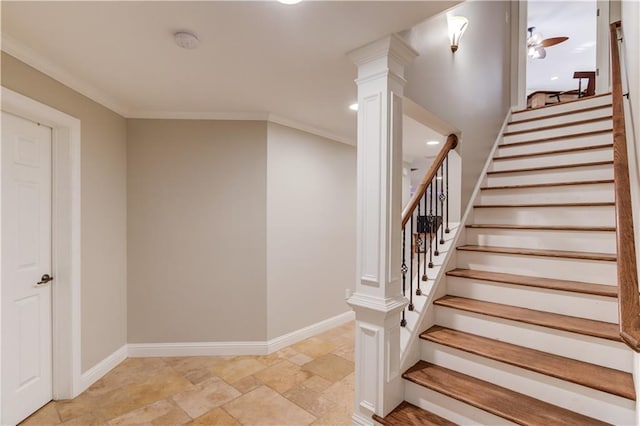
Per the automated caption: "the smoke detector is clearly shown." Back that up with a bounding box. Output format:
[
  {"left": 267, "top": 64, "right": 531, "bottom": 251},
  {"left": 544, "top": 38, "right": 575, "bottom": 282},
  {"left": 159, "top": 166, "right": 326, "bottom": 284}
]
[{"left": 174, "top": 32, "right": 199, "bottom": 49}]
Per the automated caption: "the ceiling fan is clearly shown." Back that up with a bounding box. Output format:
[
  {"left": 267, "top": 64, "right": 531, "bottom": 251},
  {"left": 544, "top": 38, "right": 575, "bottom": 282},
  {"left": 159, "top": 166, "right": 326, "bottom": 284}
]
[{"left": 527, "top": 26, "right": 569, "bottom": 59}]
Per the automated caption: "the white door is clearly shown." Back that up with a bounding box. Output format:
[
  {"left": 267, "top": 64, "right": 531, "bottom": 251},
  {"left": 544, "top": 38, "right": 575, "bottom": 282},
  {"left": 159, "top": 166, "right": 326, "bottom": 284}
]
[{"left": 1, "top": 112, "right": 53, "bottom": 425}]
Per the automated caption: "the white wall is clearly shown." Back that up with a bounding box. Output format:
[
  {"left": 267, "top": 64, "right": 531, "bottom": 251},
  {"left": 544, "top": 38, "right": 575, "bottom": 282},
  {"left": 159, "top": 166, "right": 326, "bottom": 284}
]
[
  {"left": 403, "top": 1, "right": 512, "bottom": 212},
  {"left": 266, "top": 123, "right": 356, "bottom": 339},
  {"left": 620, "top": 1, "right": 639, "bottom": 169},
  {"left": 620, "top": 0, "right": 640, "bottom": 279}
]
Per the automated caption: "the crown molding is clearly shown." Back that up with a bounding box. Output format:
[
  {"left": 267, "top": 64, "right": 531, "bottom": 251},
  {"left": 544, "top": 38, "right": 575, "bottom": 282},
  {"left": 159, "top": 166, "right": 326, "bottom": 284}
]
[
  {"left": 347, "top": 33, "right": 418, "bottom": 68},
  {"left": 2, "top": 33, "right": 132, "bottom": 117},
  {"left": 2, "top": 33, "right": 355, "bottom": 146},
  {"left": 268, "top": 113, "right": 355, "bottom": 146},
  {"left": 126, "top": 111, "right": 354, "bottom": 145},
  {"left": 127, "top": 111, "right": 270, "bottom": 121}
]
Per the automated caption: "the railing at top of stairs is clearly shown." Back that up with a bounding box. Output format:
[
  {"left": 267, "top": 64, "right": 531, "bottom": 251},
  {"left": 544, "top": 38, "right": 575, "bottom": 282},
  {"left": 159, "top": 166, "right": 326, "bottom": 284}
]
[
  {"left": 610, "top": 20, "right": 640, "bottom": 351},
  {"left": 399, "top": 134, "right": 458, "bottom": 327}
]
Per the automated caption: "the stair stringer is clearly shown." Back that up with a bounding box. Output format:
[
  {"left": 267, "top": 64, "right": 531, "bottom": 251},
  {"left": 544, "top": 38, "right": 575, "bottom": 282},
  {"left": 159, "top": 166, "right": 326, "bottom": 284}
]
[{"left": 399, "top": 112, "right": 511, "bottom": 374}]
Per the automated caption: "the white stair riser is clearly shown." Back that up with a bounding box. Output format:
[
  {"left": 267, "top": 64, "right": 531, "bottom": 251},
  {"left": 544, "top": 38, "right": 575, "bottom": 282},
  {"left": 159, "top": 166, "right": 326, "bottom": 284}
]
[
  {"left": 506, "top": 106, "right": 613, "bottom": 133},
  {"left": 420, "top": 343, "right": 635, "bottom": 425},
  {"left": 447, "top": 277, "right": 618, "bottom": 322},
  {"left": 485, "top": 164, "right": 613, "bottom": 186},
  {"left": 477, "top": 183, "right": 614, "bottom": 205},
  {"left": 404, "top": 381, "right": 516, "bottom": 426},
  {"left": 434, "top": 307, "right": 632, "bottom": 372},
  {"left": 471, "top": 205, "right": 616, "bottom": 227},
  {"left": 511, "top": 96, "right": 612, "bottom": 121},
  {"left": 491, "top": 148, "right": 613, "bottom": 171},
  {"left": 497, "top": 132, "right": 611, "bottom": 156},
  {"left": 503, "top": 120, "right": 612, "bottom": 144},
  {"left": 456, "top": 250, "right": 616, "bottom": 284},
  {"left": 465, "top": 228, "right": 617, "bottom": 254}
]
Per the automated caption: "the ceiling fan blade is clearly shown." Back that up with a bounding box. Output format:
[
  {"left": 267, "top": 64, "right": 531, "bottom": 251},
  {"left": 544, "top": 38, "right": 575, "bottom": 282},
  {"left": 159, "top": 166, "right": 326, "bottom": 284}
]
[{"left": 540, "top": 36, "right": 569, "bottom": 48}]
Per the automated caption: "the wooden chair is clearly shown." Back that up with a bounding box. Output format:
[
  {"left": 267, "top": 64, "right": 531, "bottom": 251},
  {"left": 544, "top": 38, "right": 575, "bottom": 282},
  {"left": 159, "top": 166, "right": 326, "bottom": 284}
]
[
  {"left": 573, "top": 71, "right": 596, "bottom": 97},
  {"left": 554, "top": 71, "right": 596, "bottom": 103}
]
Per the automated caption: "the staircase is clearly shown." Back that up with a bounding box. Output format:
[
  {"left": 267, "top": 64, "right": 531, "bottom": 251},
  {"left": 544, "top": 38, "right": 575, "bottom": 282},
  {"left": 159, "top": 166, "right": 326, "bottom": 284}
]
[{"left": 375, "top": 94, "right": 638, "bottom": 425}]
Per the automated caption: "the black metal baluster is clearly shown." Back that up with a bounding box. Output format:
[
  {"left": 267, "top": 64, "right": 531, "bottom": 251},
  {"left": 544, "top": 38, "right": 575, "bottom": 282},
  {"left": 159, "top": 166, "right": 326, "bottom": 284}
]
[
  {"left": 409, "top": 215, "right": 414, "bottom": 311},
  {"left": 434, "top": 169, "right": 440, "bottom": 257},
  {"left": 416, "top": 200, "right": 422, "bottom": 296},
  {"left": 428, "top": 182, "right": 434, "bottom": 268},
  {"left": 439, "top": 163, "right": 446, "bottom": 245},
  {"left": 401, "top": 227, "right": 407, "bottom": 327},
  {"left": 420, "top": 188, "right": 428, "bottom": 288},
  {"left": 445, "top": 154, "right": 451, "bottom": 234}
]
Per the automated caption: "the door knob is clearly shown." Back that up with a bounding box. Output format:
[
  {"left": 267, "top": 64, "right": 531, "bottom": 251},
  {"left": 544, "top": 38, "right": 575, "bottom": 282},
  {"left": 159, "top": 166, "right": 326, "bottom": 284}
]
[{"left": 35, "top": 274, "right": 53, "bottom": 287}]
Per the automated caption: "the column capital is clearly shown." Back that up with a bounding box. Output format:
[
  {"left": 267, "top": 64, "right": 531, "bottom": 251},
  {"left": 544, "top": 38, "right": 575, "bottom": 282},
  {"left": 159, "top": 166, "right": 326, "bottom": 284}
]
[{"left": 348, "top": 34, "right": 418, "bottom": 80}]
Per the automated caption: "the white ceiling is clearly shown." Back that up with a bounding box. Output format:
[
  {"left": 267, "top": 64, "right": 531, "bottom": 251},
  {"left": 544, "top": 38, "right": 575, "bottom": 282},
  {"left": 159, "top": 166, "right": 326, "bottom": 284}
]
[
  {"left": 402, "top": 116, "right": 446, "bottom": 162},
  {"left": 1, "top": 1, "right": 460, "bottom": 143},
  {"left": 526, "top": 0, "right": 597, "bottom": 94}
]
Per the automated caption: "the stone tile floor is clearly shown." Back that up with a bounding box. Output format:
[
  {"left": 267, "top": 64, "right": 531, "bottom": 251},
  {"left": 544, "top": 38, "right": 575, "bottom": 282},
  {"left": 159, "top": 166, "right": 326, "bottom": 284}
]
[{"left": 21, "top": 322, "right": 355, "bottom": 426}]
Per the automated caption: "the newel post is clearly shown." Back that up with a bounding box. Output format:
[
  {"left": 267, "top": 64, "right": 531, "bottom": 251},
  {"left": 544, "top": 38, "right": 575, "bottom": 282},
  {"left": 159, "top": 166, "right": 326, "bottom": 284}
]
[{"left": 347, "top": 34, "right": 418, "bottom": 425}]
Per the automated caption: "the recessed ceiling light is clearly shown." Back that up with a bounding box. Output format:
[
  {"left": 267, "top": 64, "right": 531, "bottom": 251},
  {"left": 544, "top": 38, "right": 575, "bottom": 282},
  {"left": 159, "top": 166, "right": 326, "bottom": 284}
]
[
  {"left": 550, "top": 76, "right": 559, "bottom": 81},
  {"left": 349, "top": 103, "right": 358, "bottom": 111},
  {"left": 278, "top": 0, "right": 302, "bottom": 4},
  {"left": 426, "top": 140, "right": 440, "bottom": 145},
  {"left": 174, "top": 32, "right": 199, "bottom": 49}
]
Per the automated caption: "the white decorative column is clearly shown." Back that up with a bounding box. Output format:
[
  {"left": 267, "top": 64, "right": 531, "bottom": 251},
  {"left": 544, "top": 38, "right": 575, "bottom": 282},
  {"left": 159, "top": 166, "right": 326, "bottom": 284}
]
[{"left": 346, "top": 34, "right": 418, "bottom": 425}]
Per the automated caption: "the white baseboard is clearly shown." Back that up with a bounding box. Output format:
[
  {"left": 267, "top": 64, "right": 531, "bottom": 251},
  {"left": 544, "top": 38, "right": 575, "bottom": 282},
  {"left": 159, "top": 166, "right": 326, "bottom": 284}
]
[
  {"left": 128, "top": 341, "right": 268, "bottom": 357},
  {"left": 128, "top": 310, "right": 355, "bottom": 358},
  {"left": 267, "top": 310, "right": 355, "bottom": 353},
  {"left": 78, "top": 344, "right": 128, "bottom": 394},
  {"left": 352, "top": 412, "right": 375, "bottom": 426},
  {"left": 69, "top": 312, "right": 355, "bottom": 397}
]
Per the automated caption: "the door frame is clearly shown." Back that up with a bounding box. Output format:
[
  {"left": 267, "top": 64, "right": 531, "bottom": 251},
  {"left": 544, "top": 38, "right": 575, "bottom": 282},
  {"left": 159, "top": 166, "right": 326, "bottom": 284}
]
[
  {"left": 596, "top": 0, "right": 611, "bottom": 94},
  {"left": 1, "top": 87, "right": 82, "bottom": 410},
  {"left": 513, "top": 0, "right": 610, "bottom": 108},
  {"left": 512, "top": 0, "right": 528, "bottom": 110}
]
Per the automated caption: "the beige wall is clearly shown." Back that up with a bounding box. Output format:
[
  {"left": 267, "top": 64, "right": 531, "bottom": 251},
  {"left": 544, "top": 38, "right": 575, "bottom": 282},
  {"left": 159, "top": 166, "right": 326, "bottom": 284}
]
[
  {"left": 1, "top": 54, "right": 358, "bottom": 351},
  {"left": 266, "top": 123, "right": 356, "bottom": 339},
  {"left": 1, "top": 53, "right": 128, "bottom": 372},
  {"left": 126, "top": 119, "right": 268, "bottom": 342},
  {"left": 404, "top": 1, "right": 512, "bottom": 211}
]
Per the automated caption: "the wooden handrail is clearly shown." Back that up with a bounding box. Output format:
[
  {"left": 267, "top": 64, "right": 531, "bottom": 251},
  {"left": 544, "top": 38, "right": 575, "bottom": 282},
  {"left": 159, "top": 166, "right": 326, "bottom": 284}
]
[
  {"left": 401, "top": 134, "right": 458, "bottom": 227},
  {"left": 610, "top": 21, "right": 640, "bottom": 351}
]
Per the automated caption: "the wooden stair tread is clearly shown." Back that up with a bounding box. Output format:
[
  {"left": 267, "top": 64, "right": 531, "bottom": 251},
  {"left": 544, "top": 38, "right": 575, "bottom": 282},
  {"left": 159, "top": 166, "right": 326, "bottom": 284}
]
[
  {"left": 457, "top": 245, "right": 616, "bottom": 262},
  {"left": 446, "top": 268, "right": 617, "bottom": 297},
  {"left": 481, "top": 179, "right": 614, "bottom": 190},
  {"left": 494, "top": 143, "right": 612, "bottom": 160},
  {"left": 404, "top": 361, "right": 609, "bottom": 426},
  {"left": 486, "top": 161, "right": 613, "bottom": 175},
  {"left": 466, "top": 224, "right": 615, "bottom": 232},
  {"left": 511, "top": 93, "right": 612, "bottom": 114},
  {"left": 421, "top": 326, "right": 635, "bottom": 400},
  {"left": 372, "top": 401, "right": 456, "bottom": 426},
  {"left": 433, "top": 296, "right": 620, "bottom": 341},
  {"left": 509, "top": 104, "right": 612, "bottom": 125},
  {"left": 503, "top": 116, "right": 612, "bottom": 137},
  {"left": 474, "top": 202, "right": 615, "bottom": 208},
  {"left": 498, "top": 130, "right": 612, "bottom": 149}
]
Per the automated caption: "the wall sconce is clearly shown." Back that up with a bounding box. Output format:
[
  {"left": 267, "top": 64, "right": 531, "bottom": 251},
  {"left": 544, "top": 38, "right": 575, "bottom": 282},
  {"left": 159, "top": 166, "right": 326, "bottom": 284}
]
[{"left": 447, "top": 15, "right": 469, "bottom": 52}]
